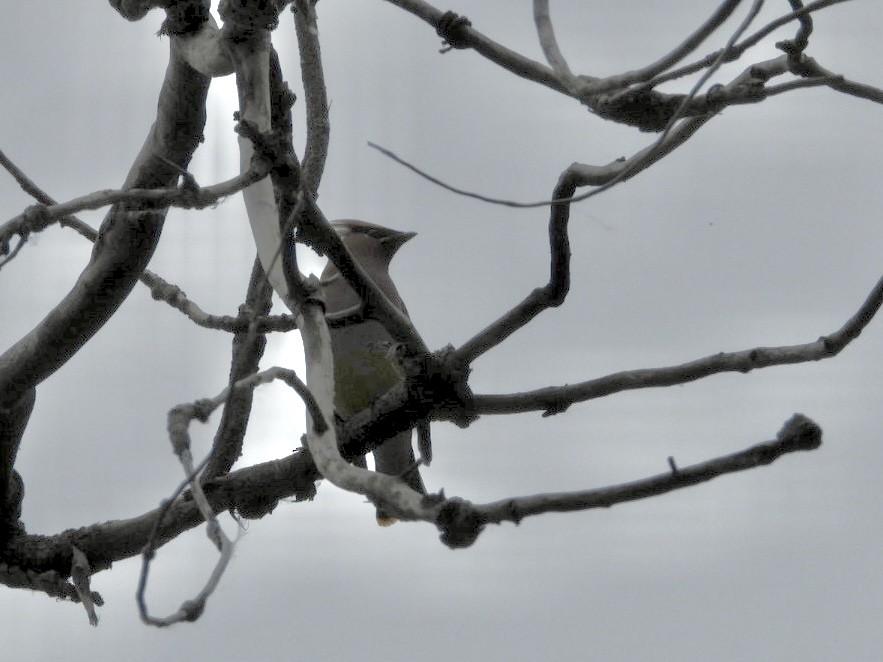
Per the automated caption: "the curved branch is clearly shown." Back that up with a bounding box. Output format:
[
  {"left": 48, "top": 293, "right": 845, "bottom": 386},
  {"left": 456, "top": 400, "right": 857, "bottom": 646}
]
[
  {"left": 0, "top": 389, "right": 34, "bottom": 537},
  {"left": 203, "top": 256, "right": 275, "bottom": 480},
  {"left": 453, "top": 171, "right": 575, "bottom": 365},
  {"left": 0, "top": 40, "right": 210, "bottom": 406},
  {"left": 293, "top": 0, "right": 330, "bottom": 197},
  {"left": 0, "top": 147, "right": 300, "bottom": 337},
  {"left": 298, "top": 298, "right": 435, "bottom": 523},
  {"left": 648, "top": 0, "right": 852, "bottom": 87},
  {"left": 590, "top": 0, "right": 746, "bottom": 92},
  {"left": 1, "top": 166, "right": 266, "bottom": 247},
  {"left": 532, "top": 0, "right": 578, "bottom": 91},
  {"left": 474, "top": 271, "right": 883, "bottom": 416}
]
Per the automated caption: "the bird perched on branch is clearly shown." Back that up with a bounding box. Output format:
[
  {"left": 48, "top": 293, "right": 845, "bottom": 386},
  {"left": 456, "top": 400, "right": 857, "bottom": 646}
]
[{"left": 320, "top": 220, "right": 426, "bottom": 525}]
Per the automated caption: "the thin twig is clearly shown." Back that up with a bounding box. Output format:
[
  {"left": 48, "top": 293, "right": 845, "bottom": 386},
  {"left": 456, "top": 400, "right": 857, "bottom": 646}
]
[
  {"left": 369, "top": 51, "right": 789, "bottom": 211},
  {"left": 586, "top": 0, "right": 746, "bottom": 93},
  {"left": 647, "top": 0, "right": 851, "bottom": 87}
]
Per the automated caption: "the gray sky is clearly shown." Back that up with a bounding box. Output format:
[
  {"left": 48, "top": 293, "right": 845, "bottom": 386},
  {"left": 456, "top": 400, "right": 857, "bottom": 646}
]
[{"left": 2, "top": 2, "right": 883, "bottom": 660}]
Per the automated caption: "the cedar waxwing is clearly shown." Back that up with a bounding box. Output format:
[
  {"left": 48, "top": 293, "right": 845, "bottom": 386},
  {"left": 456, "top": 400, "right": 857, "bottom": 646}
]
[{"left": 320, "top": 220, "right": 425, "bottom": 525}]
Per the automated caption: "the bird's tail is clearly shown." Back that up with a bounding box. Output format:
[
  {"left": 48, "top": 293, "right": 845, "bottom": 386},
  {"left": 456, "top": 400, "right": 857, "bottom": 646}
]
[{"left": 373, "top": 430, "right": 425, "bottom": 526}]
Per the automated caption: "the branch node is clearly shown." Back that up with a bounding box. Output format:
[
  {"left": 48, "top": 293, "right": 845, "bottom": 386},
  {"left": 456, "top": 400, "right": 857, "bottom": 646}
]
[
  {"left": 508, "top": 500, "right": 523, "bottom": 525},
  {"left": 436, "top": 497, "right": 484, "bottom": 549},
  {"left": 592, "top": 87, "right": 683, "bottom": 133},
  {"left": 219, "top": 0, "right": 284, "bottom": 34},
  {"left": 158, "top": 0, "right": 211, "bottom": 36},
  {"left": 818, "top": 335, "right": 835, "bottom": 353},
  {"left": 410, "top": 346, "right": 476, "bottom": 428},
  {"left": 776, "top": 413, "right": 822, "bottom": 452},
  {"left": 436, "top": 11, "right": 472, "bottom": 52}
]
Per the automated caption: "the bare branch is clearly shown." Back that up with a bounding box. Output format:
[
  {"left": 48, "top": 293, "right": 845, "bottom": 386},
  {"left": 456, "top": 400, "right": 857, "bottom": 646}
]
[
  {"left": 0, "top": 560, "right": 103, "bottom": 606},
  {"left": 453, "top": 172, "right": 575, "bottom": 365},
  {"left": 476, "top": 414, "right": 821, "bottom": 524},
  {"left": 173, "top": 12, "right": 235, "bottom": 76},
  {"left": 371, "top": 55, "right": 789, "bottom": 210},
  {"left": 140, "top": 442, "right": 237, "bottom": 627},
  {"left": 588, "top": 0, "right": 746, "bottom": 92},
  {"left": 0, "top": 169, "right": 297, "bottom": 335},
  {"left": 229, "top": 28, "right": 300, "bottom": 305},
  {"left": 140, "top": 267, "right": 299, "bottom": 333},
  {"left": 203, "top": 256, "right": 275, "bottom": 480},
  {"left": 474, "top": 272, "right": 883, "bottom": 416},
  {"left": 532, "top": 0, "right": 578, "bottom": 91},
  {"left": 298, "top": 295, "right": 436, "bottom": 523},
  {"left": 592, "top": 0, "right": 764, "bottom": 131},
  {"left": 799, "top": 56, "right": 883, "bottom": 105},
  {"left": 293, "top": 0, "right": 330, "bottom": 197},
  {"left": 775, "top": 0, "right": 814, "bottom": 65},
  {"left": 384, "top": 0, "right": 574, "bottom": 94},
  {"left": 136, "top": 452, "right": 231, "bottom": 627},
  {"left": 0, "top": 389, "right": 34, "bottom": 537},
  {"left": 70, "top": 545, "right": 99, "bottom": 626},
  {"left": 649, "top": 0, "right": 852, "bottom": 88},
  {"left": 0, "top": 38, "right": 210, "bottom": 408},
  {"left": 0, "top": 166, "right": 265, "bottom": 248},
  {"left": 0, "top": 447, "right": 319, "bottom": 579},
  {"left": 765, "top": 73, "right": 843, "bottom": 96},
  {"left": 167, "top": 367, "right": 324, "bottom": 450},
  {"left": 738, "top": 0, "right": 847, "bottom": 54}
]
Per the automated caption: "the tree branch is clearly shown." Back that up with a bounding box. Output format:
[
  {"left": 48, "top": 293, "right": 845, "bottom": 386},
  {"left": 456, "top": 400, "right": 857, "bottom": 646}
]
[
  {"left": 453, "top": 171, "right": 574, "bottom": 365},
  {"left": 293, "top": 0, "right": 330, "bottom": 197},
  {"left": 532, "top": 0, "right": 579, "bottom": 92},
  {"left": 0, "top": 40, "right": 210, "bottom": 407},
  {"left": 474, "top": 271, "right": 883, "bottom": 416},
  {"left": 383, "top": 0, "right": 573, "bottom": 94},
  {"left": 203, "top": 256, "right": 275, "bottom": 480},
  {"left": 0, "top": 389, "right": 33, "bottom": 539},
  {"left": 298, "top": 296, "right": 437, "bottom": 523},
  {"left": 476, "top": 414, "right": 821, "bottom": 524},
  {"left": 584, "top": 0, "right": 746, "bottom": 93}
]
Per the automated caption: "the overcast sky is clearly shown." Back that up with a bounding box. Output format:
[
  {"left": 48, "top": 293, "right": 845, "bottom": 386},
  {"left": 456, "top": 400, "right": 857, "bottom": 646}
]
[{"left": 2, "top": 2, "right": 883, "bottom": 660}]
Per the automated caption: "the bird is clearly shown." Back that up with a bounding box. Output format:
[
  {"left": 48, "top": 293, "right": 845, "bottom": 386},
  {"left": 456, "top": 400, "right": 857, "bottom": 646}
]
[{"left": 319, "top": 219, "right": 426, "bottom": 525}]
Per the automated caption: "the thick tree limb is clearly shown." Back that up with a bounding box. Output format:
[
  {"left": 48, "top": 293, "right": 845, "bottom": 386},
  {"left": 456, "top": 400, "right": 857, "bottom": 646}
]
[
  {"left": 0, "top": 389, "right": 34, "bottom": 538},
  {"left": 0, "top": 411, "right": 822, "bottom": 575},
  {"left": 0, "top": 45, "right": 210, "bottom": 408}
]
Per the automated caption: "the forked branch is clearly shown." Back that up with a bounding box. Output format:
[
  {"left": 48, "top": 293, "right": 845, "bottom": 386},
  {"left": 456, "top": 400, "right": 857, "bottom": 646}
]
[{"left": 474, "top": 271, "right": 883, "bottom": 416}]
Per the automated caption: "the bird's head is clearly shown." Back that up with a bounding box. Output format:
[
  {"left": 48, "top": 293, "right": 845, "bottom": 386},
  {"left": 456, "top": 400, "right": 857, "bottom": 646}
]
[{"left": 331, "top": 220, "right": 417, "bottom": 263}]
